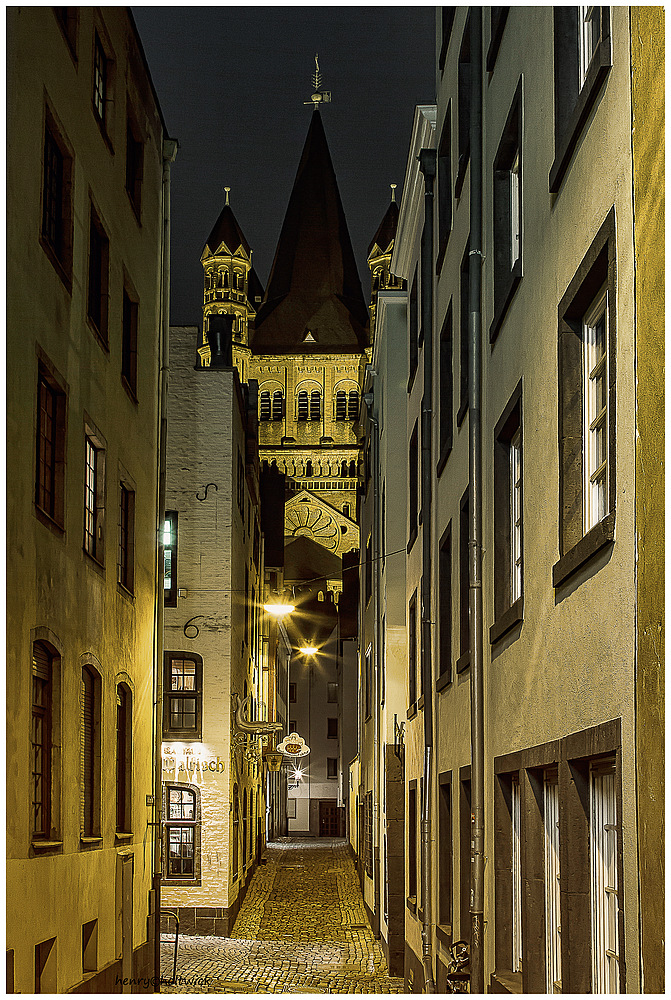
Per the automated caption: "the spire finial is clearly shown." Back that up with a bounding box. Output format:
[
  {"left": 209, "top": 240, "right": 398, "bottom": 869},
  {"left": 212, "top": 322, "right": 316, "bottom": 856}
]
[
  {"left": 304, "top": 54, "right": 331, "bottom": 108},
  {"left": 390, "top": 183, "right": 397, "bottom": 203},
  {"left": 224, "top": 186, "right": 230, "bottom": 206}
]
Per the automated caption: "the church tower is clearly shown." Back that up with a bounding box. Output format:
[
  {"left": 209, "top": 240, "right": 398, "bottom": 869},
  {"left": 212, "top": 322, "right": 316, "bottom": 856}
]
[{"left": 367, "top": 184, "right": 405, "bottom": 333}]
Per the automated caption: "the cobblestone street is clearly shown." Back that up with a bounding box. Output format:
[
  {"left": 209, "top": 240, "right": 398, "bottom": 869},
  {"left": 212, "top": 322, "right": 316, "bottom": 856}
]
[{"left": 160, "top": 839, "right": 404, "bottom": 994}]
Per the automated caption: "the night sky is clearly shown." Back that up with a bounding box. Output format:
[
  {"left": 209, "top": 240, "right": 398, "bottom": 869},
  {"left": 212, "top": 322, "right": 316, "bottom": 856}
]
[{"left": 131, "top": 7, "right": 436, "bottom": 325}]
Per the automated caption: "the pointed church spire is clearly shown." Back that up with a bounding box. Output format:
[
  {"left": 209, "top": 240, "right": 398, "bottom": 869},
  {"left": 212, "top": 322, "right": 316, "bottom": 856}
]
[{"left": 252, "top": 112, "right": 369, "bottom": 351}]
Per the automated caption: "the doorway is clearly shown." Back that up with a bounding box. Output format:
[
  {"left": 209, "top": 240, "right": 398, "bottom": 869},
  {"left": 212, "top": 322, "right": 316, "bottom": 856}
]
[{"left": 319, "top": 799, "right": 339, "bottom": 837}]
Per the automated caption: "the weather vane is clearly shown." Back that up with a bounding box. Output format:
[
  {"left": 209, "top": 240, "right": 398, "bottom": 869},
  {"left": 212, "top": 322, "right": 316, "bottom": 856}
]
[{"left": 304, "top": 54, "right": 331, "bottom": 108}]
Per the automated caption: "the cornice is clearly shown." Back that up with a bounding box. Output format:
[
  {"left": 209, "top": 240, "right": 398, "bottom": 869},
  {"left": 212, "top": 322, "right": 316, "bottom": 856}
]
[{"left": 392, "top": 105, "right": 437, "bottom": 280}]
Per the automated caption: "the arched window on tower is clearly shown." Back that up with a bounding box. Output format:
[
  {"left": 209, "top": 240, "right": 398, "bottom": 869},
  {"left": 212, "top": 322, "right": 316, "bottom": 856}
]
[
  {"left": 335, "top": 391, "right": 347, "bottom": 421},
  {"left": 349, "top": 459, "right": 357, "bottom": 478},
  {"left": 305, "top": 460, "right": 313, "bottom": 478},
  {"left": 341, "top": 460, "right": 348, "bottom": 478},
  {"left": 272, "top": 391, "right": 284, "bottom": 421},
  {"left": 343, "top": 503, "right": 351, "bottom": 518},
  {"left": 259, "top": 391, "right": 271, "bottom": 421},
  {"left": 297, "top": 390, "right": 309, "bottom": 421},
  {"left": 223, "top": 269, "right": 229, "bottom": 289},
  {"left": 310, "top": 390, "right": 321, "bottom": 421},
  {"left": 348, "top": 389, "right": 360, "bottom": 421},
  {"left": 216, "top": 270, "right": 223, "bottom": 288}
]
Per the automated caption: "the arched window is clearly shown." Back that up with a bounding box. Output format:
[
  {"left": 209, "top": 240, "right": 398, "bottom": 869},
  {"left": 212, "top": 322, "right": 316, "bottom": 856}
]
[
  {"left": 259, "top": 391, "right": 271, "bottom": 421},
  {"left": 335, "top": 391, "right": 347, "bottom": 421},
  {"left": 348, "top": 389, "right": 360, "bottom": 421},
  {"left": 81, "top": 666, "right": 101, "bottom": 837},
  {"left": 343, "top": 503, "right": 351, "bottom": 518},
  {"left": 310, "top": 390, "right": 321, "bottom": 421},
  {"left": 341, "top": 460, "right": 348, "bottom": 478},
  {"left": 204, "top": 273, "right": 211, "bottom": 290},
  {"left": 242, "top": 789, "right": 248, "bottom": 867},
  {"left": 349, "top": 459, "right": 357, "bottom": 478},
  {"left": 297, "top": 390, "right": 309, "bottom": 421},
  {"left": 272, "top": 391, "right": 284, "bottom": 421},
  {"left": 305, "top": 460, "right": 313, "bottom": 478},
  {"left": 164, "top": 783, "right": 200, "bottom": 882},
  {"left": 223, "top": 269, "right": 229, "bottom": 289},
  {"left": 116, "top": 683, "right": 132, "bottom": 834}
]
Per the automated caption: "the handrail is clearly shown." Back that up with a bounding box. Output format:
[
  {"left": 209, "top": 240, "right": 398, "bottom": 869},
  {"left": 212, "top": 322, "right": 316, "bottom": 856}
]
[{"left": 160, "top": 908, "right": 179, "bottom": 983}]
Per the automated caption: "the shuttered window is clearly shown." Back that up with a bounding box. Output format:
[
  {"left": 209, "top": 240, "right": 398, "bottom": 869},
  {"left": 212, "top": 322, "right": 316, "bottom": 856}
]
[
  {"left": 590, "top": 760, "right": 619, "bottom": 993},
  {"left": 297, "top": 390, "right": 309, "bottom": 421},
  {"left": 259, "top": 391, "right": 271, "bottom": 421},
  {"left": 335, "top": 390, "right": 347, "bottom": 421},
  {"left": 347, "top": 389, "right": 359, "bottom": 421},
  {"left": 31, "top": 643, "right": 52, "bottom": 838},
  {"left": 310, "top": 390, "right": 321, "bottom": 421},
  {"left": 272, "top": 390, "right": 283, "bottom": 421},
  {"left": 81, "top": 667, "right": 95, "bottom": 836}
]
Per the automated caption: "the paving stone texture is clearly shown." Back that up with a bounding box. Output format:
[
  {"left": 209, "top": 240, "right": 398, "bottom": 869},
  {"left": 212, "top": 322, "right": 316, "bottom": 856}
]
[{"left": 160, "top": 838, "right": 404, "bottom": 994}]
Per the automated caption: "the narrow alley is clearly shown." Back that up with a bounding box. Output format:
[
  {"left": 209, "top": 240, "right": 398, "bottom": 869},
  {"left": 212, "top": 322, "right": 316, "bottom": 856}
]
[{"left": 160, "top": 839, "right": 404, "bottom": 994}]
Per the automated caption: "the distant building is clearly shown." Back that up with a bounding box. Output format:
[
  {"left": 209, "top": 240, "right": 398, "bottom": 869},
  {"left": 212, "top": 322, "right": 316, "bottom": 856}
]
[
  {"left": 358, "top": 7, "right": 664, "bottom": 995},
  {"left": 6, "top": 7, "right": 171, "bottom": 992}
]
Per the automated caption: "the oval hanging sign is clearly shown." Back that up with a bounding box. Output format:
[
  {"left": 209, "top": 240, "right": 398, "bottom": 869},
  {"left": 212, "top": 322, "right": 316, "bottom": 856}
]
[{"left": 277, "top": 732, "right": 311, "bottom": 758}]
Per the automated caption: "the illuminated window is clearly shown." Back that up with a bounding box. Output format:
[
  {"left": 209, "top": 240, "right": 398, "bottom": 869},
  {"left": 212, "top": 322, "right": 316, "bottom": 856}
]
[
  {"left": 163, "top": 783, "right": 200, "bottom": 882},
  {"left": 163, "top": 511, "right": 178, "bottom": 607},
  {"left": 84, "top": 434, "right": 105, "bottom": 563}
]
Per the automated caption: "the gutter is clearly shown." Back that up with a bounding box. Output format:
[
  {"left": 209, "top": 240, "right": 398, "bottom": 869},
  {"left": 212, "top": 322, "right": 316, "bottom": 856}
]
[
  {"left": 153, "top": 136, "right": 178, "bottom": 991},
  {"left": 468, "top": 8, "right": 485, "bottom": 994},
  {"left": 418, "top": 145, "right": 437, "bottom": 994}
]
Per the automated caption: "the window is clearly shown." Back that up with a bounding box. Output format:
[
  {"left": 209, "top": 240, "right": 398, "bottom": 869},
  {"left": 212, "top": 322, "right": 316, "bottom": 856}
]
[
  {"left": 409, "top": 269, "right": 418, "bottom": 386},
  {"left": 92, "top": 32, "right": 109, "bottom": 131},
  {"left": 456, "top": 16, "right": 471, "bottom": 197},
  {"left": 83, "top": 433, "right": 105, "bottom": 563},
  {"left": 116, "top": 684, "right": 132, "bottom": 833},
  {"left": 458, "top": 240, "right": 470, "bottom": 424},
  {"left": 163, "top": 652, "right": 203, "bottom": 740},
  {"left": 32, "top": 642, "right": 53, "bottom": 838},
  {"left": 544, "top": 770, "right": 561, "bottom": 993},
  {"left": 437, "top": 106, "right": 452, "bottom": 269},
  {"left": 327, "top": 682, "right": 338, "bottom": 703},
  {"left": 35, "top": 937, "right": 57, "bottom": 993},
  {"left": 335, "top": 391, "right": 347, "bottom": 421},
  {"left": 408, "top": 421, "right": 418, "bottom": 549},
  {"left": 590, "top": 759, "right": 620, "bottom": 993},
  {"left": 438, "top": 524, "right": 452, "bottom": 685},
  {"left": 550, "top": 8, "right": 611, "bottom": 192},
  {"left": 164, "top": 783, "right": 200, "bottom": 882},
  {"left": 554, "top": 209, "right": 615, "bottom": 588},
  {"left": 117, "top": 483, "right": 135, "bottom": 592},
  {"left": 35, "top": 366, "right": 66, "bottom": 528},
  {"left": 408, "top": 782, "right": 417, "bottom": 902},
  {"left": 491, "top": 383, "right": 523, "bottom": 644},
  {"left": 365, "top": 534, "right": 373, "bottom": 606},
  {"left": 310, "top": 389, "right": 321, "bottom": 421},
  {"left": 512, "top": 776, "right": 522, "bottom": 973},
  {"left": 242, "top": 789, "right": 248, "bottom": 867},
  {"left": 459, "top": 773, "right": 471, "bottom": 941},
  {"left": 121, "top": 287, "right": 138, "bottom": 398},
  {"left": 438, "top": 774, "right": 452, "bottom": 927},
  {"left": 364, "top": 645, "right": 372, "bottom": 720},
  {"left": 408, "top": 590, "right": 417, "bottom": 707},
  {"left": 163, "top": 511, "right": 178, "bottom": 607},
  {"left": 41, "top": 112, "right": 73, "bottom": 282},
  {"left": 439, "top": 7, "right": 456, "bottom": 71},
  {"left": 458, "top": 489, "right": 469, "bottom": 671},
  {"left": 272, "top": 390, "right": 283, "bottom": 421},
  {"left": 259, "top": 391, "right": 271, "bottom": 421},
  {"left": 305, "top": 460, "right": 313, "bottom": 477},
  {"left": 348, "top": 389, "right": 359, "bottom": 421},
  {"left": 125, "top": 112, "right": 143, "bottom": 217},
  {"left": 438, "top": 304, "right": 453, "bottom": 472},
  {"left": 327, "top": 758, "right": 338, "bottom": 779},
  {"left": 491, "top": 79, "right": 523, "bottom": 342},
  {"left": 289, "top": 682, "right": 297, "bottom": 703},
  {"left": 87, "top": 204, "right": 109, "bottom": 345},
  {"left": 487, "top": 7, "right": 509, "bottom": 71},
  {"left": 297, "top": 390, "right": 309, "bottom": 421},
  {"left": 289, "top": 720, "right": 297, "bottom": 733},
  {"left": 80, "top": 666, "right": 101, "bottom": 837},
  {"left": 237, "top": 449, "right": 245, "bottom": 514},
  {"left": 349, "top": 459, "right": 357, "bottom": 479},
  {"left": 82, "top": 919, "right": 97, "bottom": 974},
  {"left": 55, "top": 8, "right": 78, "bottom": 59},
  {"left": 365, "top": 790, "right": 373, "bottom": 877},
  {"left": 327, "top": 717, "right": 338, "bottom": 739}
]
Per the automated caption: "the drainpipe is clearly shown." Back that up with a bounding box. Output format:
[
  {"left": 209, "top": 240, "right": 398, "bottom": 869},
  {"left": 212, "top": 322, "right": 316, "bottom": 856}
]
[
  {"left": 153, "top": 136, "right": 177, "bottom": 991},
  {"left": 468, "top": 8, "right": 485, "bottom": 995},
  {"left": 418, "top": 146, "right": 436, "bottom": 995}
]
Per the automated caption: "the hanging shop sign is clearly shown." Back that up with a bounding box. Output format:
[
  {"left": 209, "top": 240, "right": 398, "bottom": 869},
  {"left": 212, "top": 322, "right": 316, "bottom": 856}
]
[{"left": 277, "top": 733, "right": 310, "bottom": 758}]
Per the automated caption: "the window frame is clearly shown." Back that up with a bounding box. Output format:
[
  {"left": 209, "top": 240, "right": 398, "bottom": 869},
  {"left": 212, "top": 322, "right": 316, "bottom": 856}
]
[
  {"left": 117, "top": 480, "right": 135, "bottom": 594},
  {"left": 438, "top": 7, "right": 456, "bottom": 72},
  {"left": 83, "top": 427, "right": 106, "bottom": 565},
  {"left": 437, "top": 523, "right": 452, "bottom": 689},
  {"left": 408, "top": 268, "right": 419, "bottom": 390},
  {"left": 437, "top": 303, "right": 454, "bottom": 475},
  {"left": 162, "top": 652, "right": 203, "bottom": 741},
  {"left": 35, "top": 361, "right": 67, "bottom": 531},
  {"left": 455, "top": 15, "right": 471, "bottom": 198},
  {"left": 436, "top": 104, "right": 453, "bottom": 273},
  {"left": 457, "top": 240, "right": 470, "bottom": 426},
  {"left": 408, "top": 420, "right": 419, "bottom": 552},
  {"left": 163, "top": 511, "right": 178, "bottom": 607},
  {"left": 87, "top": 201, "right": 110, "bottom": 348},
  {"left": 31, "top": 642, "right": 53, "bottom": 840},
  {"left": 457, "top": 488, "right": 470, "bottom": 672},
  {"left": 408, "top": 780, "right": 418, "bottom": 906},
  {"left": 121, "top": 285, "right": 139, "bottom": 400},
  {"left": 490, "top": 78, "right": 523, "bottom": 343},
  {"left": 80, "top": 664, "right": 102, "bottom": 840},
  {"left": 116, "top": 683, "right": 133, "bottom": 835},
  {"left": 438, "top": 772, "right": 453, "bottom": 931},
  {"left": 40, "top": 106, "right": 74, "bottom": 288},
  {"left": 327, "top": 717, "right": 338, "bottom": 739},
  {"left": 491, "top": 381, "right": 523, "bottom": 644},
  {"left": 486, "top": 7, "right": 509, "bottom": 72},
  {"left": 162, "top": 781, "right": 201, "bottom": 885},
  {"left": 125, "top": 107, "right": 143, "bottom": 220},
  {"left": 408, "top": 589, "right": 418, "bottom": 710},
  {"left": 259, "top": 390, "right": 271, "bottom": 421}
]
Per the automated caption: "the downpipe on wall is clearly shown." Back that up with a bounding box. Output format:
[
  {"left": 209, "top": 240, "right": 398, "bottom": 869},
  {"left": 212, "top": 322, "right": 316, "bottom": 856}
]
[
  {"left": 468, "top": 8, "right": 485, "bottom": 995},
  {"left": 365, "top": 400, "right": 382, "bottom": 934},
  {"left": 153, "top": 136, "right": 178, "bottom": 991},
  {"left": 418, "top": 146, "right": 436, "bottom": 995}
]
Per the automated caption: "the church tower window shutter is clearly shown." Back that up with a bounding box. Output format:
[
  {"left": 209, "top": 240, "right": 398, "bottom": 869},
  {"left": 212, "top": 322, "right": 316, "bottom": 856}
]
[
  {"left": 297, "top": 390, "right": 309, "bottom": 421},
  {"left": 310, "top": 390, "right": 321, "bottom": 421},
  {"left": 348, "top": 389, "right": 359, "bottom": 421},
  {"left": 259, "top": 391, "right": 271, "bottom": 421},
  {"left": 336, "top": 391, "right": 347, "bottom": 421},
  {"left": 272, "top": 391, "right": 284, "bottom": 421}
]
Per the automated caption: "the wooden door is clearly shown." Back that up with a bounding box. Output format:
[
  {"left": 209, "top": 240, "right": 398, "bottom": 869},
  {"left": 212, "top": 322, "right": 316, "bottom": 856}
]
[{"left": 319, "top": 799, "right": 338, "bottom": 837}]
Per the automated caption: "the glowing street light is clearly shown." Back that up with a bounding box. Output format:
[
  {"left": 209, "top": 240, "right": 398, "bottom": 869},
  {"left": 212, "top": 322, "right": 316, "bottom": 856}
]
[
  {"left": 299, "top": 646, "right": 317, "bottom": 656},
  {"left": 263, "top": 597, "right": 295, "bottom": 618}
]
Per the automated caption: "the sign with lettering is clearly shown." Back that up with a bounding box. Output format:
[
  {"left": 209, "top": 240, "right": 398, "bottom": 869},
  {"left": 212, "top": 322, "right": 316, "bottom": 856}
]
[{"left": 161, "top": 745, "right": 226, "bottom": 778}]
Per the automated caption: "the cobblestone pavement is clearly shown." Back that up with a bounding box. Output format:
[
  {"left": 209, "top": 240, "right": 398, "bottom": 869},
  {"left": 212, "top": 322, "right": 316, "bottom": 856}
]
[{"left": 160, "top": 838, "right": 404, "bottom": 994}]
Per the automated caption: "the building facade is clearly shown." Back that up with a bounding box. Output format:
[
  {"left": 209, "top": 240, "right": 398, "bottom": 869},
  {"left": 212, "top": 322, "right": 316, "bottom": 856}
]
[
  {"left": 358, "top": 6, "right": 664, "bottom": 994},
  {"left": 6, "top": 7, "right": 171, "bottom": 992}
]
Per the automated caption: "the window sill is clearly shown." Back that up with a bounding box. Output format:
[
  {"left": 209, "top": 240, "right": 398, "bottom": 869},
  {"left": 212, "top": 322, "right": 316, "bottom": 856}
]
[
  {"left": 436, "top": 439, "right": 453, "bottom": 478},
  {"left": 490, "top": 596, "right": 524, "bottom": 645},
  {"left": 87, "top": 317, "right": 110, "bottom": 354},
  {"left": 490, "top": 260, "right": 522, "bottom": 343},
  {"left": 406, "top": 703, "right": 417, "bottom": 721},
  {"left": 436, "top": 924, "right": 453, "bottom": 948},
  {"left": 457, "top": 397, "right": 468, "bottom": 428},
  {"left": 436, "top": 671, "right": 451, "bottom": 694},
  {"left": 32, "top": 839, "right": 63, "bottom": 851},
  {"left": 115, "top": 832, "right": 133, "bottom": 842},
  {"left": 93, "top": 110, "right": 114, "bottom": 155},
  {"left": 417, "top": 694, "right": 425, "bottom": 711},
  {"left": 34, "top": 503, "right": 65, "bottom": 537},
  {"left": 83, "top": 548, "right": 106, "bottom": 577},
  {"left": 121, "top": 375, "right": 138, "bottom": 405},
  {"left": 80, "top": 836, "right": 103, "bottom": 847},
  {"left": 549, "top": 39, "right": 611, "bottom": 193},
  {"left": 406, "top": 895, "right": 417, "bottom": 914},
  {"left": 552, "top": 511, "right": 615, "bottom": 588},
  {"left": 407, "top": 527, "right": 418, "bottom": 554},
  {"left": 417, "top": 906, "right": 425, "bottom": 922},
  {"left": 490, "top": 970, "right": 523, "bottom": 994},
  {"left": 117, "top": 582, "right": 135, "bottom": 602},
  {"left": 456, "top": 651, "right": 470, "bottom": 674}
]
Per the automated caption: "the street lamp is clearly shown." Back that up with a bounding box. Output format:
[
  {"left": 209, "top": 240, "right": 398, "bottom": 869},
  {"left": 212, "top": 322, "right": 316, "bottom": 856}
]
[
  {"left": 299, "top": 646, "right": 317, "bottom": 656},
  {"left": 263, "top": 593, "right": 295, "bottom": 618}
]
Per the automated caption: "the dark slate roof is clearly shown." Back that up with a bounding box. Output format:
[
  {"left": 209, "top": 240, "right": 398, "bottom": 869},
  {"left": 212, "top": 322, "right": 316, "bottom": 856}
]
[
  {"left": 203, "top": 203, "right": 251, "bottom": 257},
  {"left": 252, "top": 112, "right": 369, "bottom": 352},
  {"left": 248, "top": 267, "right": 264, "bottom": 305},
  {"left": 368, "top": 198, "right": 399, "bottom": 256}
]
